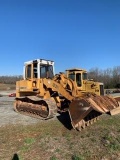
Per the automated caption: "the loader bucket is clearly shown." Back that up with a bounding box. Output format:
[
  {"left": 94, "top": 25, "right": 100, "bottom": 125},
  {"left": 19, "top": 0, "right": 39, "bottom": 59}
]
[
  {"left": 68, "top": 94, "right": 120, "bottom": 131},
  {"left": 109, "top": 96, "right": 120, "bottom": 115}
]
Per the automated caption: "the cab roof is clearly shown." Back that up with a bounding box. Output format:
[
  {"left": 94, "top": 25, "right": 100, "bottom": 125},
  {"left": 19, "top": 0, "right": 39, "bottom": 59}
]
[
  {"left": 24, "top": 59, "right": 54, "bottom": 65},
  {"left": 66, "top": 68, "right": 87, "bottom": 72}
]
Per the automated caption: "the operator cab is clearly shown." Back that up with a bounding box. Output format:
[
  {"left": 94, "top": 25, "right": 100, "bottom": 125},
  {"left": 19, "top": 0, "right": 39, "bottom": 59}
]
[
  {"left": 66, "top": 68, "right": 88, "bottom": 87},
  {"left": 23, "top": 59, "right": 55, "bottom": 79}
]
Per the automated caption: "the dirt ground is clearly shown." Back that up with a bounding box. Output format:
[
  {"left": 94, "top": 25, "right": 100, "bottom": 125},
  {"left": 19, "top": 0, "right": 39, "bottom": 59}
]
[
  {"left": 0, "top": 90, "right": 120, "bottom": 127},
  {"left": 0, "top": 91, "right": 120, "bottom": 160},
  {"left": 0, "top": 96, "right": 42, "bottom": 127}
]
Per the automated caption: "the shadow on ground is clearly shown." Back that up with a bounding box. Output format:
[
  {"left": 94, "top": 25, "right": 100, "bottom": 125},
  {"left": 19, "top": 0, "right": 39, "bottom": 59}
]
[
  {"left": 12, "top": 153, "right": 19, "bottom": 160},
  {"left": 57, "top": 111, "right": 73, "bottom": 130}
]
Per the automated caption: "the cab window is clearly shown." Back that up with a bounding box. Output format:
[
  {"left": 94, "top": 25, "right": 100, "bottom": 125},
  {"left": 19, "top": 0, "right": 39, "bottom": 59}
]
[
  {"left": 33, "top": 63, "right": 38, "bottom": 78},
  {"left": 82, "top": 72, "right": 88, "bottom": 80},
  {"left": 26, "top": 64, "right": 31, "bottom": 78},
  {"left": 76, "top": 73, "right": 81, "bottom": 87},
  {"left": 68, "top": 73, "right": 75, "bottom": 81}
]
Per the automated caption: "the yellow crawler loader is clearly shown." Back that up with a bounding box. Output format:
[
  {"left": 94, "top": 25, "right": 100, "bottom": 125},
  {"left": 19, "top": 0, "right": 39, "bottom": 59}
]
[{"left": 14, "top": 59, "right": 120, "bottom": 131}]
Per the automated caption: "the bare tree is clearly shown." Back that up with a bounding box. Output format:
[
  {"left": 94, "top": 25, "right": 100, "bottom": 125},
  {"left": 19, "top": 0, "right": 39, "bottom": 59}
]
[
  {"left": 88, "top": 66, "right": 120, "bottom": 89},
  {"left": 112, "top": 66, "right": 120, "bottom": 88}
]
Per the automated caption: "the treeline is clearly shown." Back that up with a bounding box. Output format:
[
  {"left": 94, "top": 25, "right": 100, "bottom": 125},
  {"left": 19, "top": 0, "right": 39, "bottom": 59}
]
[
  {"left": 0, "top": 66, "right": 120, "bottom": 88},
  {"left": 88, "top": 66, "right": 120, "bottom": 89},
  {"left": 0, "top": 75, "right": 23, "bottom": 84}
]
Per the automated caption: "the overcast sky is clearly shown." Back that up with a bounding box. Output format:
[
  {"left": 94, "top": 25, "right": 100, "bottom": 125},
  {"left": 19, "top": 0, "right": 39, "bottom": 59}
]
[{"left": 0, "top": 0, "right": 120, "bottom": 75}]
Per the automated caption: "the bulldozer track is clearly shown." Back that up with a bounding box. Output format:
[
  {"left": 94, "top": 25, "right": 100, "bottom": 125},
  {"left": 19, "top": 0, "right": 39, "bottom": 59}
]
[{"left": 14, "top": 96, "right": 57, "bottom": 120}]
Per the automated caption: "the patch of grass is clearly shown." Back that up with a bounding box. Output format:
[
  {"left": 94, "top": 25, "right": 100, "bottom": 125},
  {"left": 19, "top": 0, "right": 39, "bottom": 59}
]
[
  {"left": 21, "top": 145, "right": 30, "bottom": 152},
  {"left": 24, "top": 137, "right": 36, "bottom": 145},
  {"left": 20, "top": 138, "right": 36, "bottom": 154},
  {"left": 72, "top": 154, "right": 85, "bottom": 160},
  {"left": 102, "top": 133, "right": 120, "bottom": 151},
  {"left": 0, "top": 114, "right": 120, "bottom": 160},
  {"left": 55, "top": 148, "right": 60, "bottom": 153},
  {"left": 50, "top": 156, "right": 58, "bottom": 160},
  {"left": 0, "top": 83, "right": 15, "bottom": 90}
]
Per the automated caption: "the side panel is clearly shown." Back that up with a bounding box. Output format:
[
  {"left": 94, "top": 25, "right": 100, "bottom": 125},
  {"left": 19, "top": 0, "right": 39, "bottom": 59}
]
[
  {"left": 16, "top": 80, "right": 36, "bottom": 97},
  {"left": 77, "top": 81, "right": 103, "bottom": 96}
]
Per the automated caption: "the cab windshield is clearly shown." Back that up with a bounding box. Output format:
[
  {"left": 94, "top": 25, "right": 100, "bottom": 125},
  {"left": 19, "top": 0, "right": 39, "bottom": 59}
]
[
  {"left": 40, "top": 64, "right": 54, "bottom": 79},
  {"left": 68, "top": 73, "right": 82, "bottom": 87}
]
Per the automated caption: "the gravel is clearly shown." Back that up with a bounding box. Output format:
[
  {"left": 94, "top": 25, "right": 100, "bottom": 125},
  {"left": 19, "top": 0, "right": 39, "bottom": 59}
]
[
  {"left": 0, "top": 96, "right": 41, "bottom": 127},
  {"left": 0, "top": 91, "right": 120, "bottom": 127}
]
